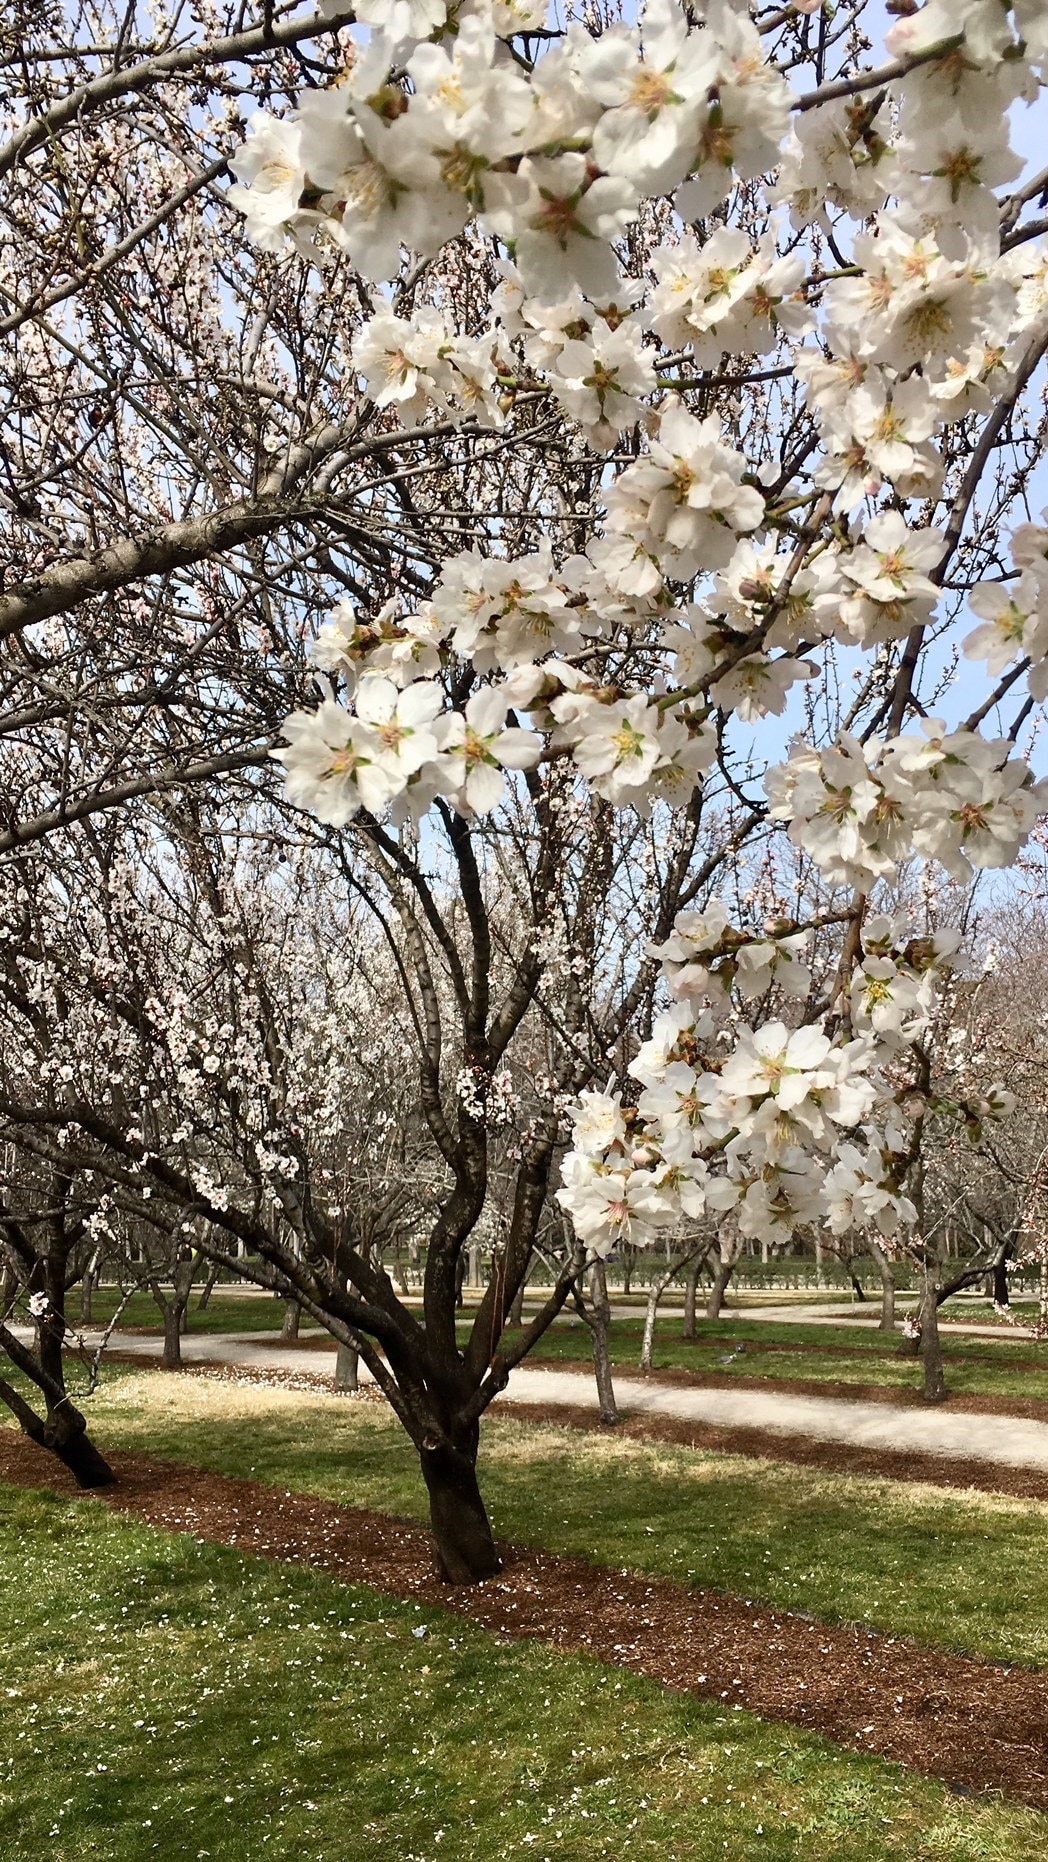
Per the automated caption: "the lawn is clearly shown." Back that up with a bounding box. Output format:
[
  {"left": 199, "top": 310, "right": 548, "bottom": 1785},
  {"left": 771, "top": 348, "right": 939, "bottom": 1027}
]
[
  {"left": 4, "top": 1482, "right": 1044, "bottom": 1862},
  {"left": 27, "top": 1369, "right": 1048, "bottom": 1671},
  {"left": 65, "top": 1288, "right": 294, "bottom": 1336},
  {"left": 479, "top": 1314, "right": 1048, "bottom": 1405}
]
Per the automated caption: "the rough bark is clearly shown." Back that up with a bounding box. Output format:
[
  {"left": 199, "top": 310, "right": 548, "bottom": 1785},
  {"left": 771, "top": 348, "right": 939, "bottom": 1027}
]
[
  {"left": 43, "top": 1403, "right": 118, "bottom": 1487},
  {"left": 419, "top": 1425, "right": 500, "bottom": 1583},
  {"left": 281, "top": 1299, "right": 301, "bottom": 1341},
  {"left": 0, "top": 1374, "right": 116, "bottom": 1488}
]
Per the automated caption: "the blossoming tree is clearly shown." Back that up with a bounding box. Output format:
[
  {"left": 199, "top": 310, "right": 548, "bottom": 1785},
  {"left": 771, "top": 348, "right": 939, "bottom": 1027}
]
[
  {"left": 5, "top": 0, "right": 1048, "bottom": 1577},
  {"left": 227, "top": 0, "right": 1048, "bottom": 1548}
]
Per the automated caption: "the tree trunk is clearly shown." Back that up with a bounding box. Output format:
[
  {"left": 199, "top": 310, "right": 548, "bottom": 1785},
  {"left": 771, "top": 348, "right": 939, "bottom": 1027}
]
[
  {"left": 334, "top": 1341, "right": 359, "bottom": 1393},
  {"left": 468, "top": 1238, "right": 483, "bottom": 1290},
  {"left": 706, "top": 1253, "right": 735, "bottom": 1321},
  {"left": 160, "top": 1303, "right": 182, "bottom": 1370},
  {"left": 0, "top": 1376, "right": 117, "bottom": 1490},
  {"left": 80, "top": 1262, "right": 99, "bottom": 1325},
  {"left": 281, "top": 1299, "right": 301, "bottom": 1341},
  {"left": 868, "top": 1239, "right": 897, "bottom": 1332},
  {"left": 847, "top": 1262, "right": 867, "bottom": 1302},
  {"left": 45, "top": 1404, "right": 118, "bottom": 1487},
  {"left": 919, "top": 1275, "right": 947, "bottom": 1402},
  {"left": 419, "top": 1426, "right": 500, "bottom": 1584},
  {"left": 993, "top": 1246, "right": 1012, "bottom": 1308},
  {"left": 508, "top": 1274, "right": 527, "bottom": 1328},
  {"left": 640, "top": 1277, "right": 666, "bottom": 1371},
  {"left": 683, "top": 1255, "right": 702, "bottom": 1341},
  {"left": 587, "top": 1264, "right": 619, "bottom": 1424},
  {"left": 197, "top": 1263, "right": 220, "bottom": 1311}
]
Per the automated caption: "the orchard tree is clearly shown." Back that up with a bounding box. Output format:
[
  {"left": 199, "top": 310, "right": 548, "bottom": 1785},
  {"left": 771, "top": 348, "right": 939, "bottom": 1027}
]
[
  {"left": 231, "top": 0, "right": 1048, "bottom": 1548},
  {"left": 920, "top": 878, "right": 1048, "bottom": 1329},
  {"left": 5, "top": 0, "right": 1048, "bottom": 1576}
]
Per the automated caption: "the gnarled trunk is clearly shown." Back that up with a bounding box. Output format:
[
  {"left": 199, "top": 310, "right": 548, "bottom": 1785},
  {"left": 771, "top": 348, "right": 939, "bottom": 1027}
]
[
  {"left": 419, "top": 1424, "right": 500, "bottom": 1584},
  {"left": 45, "top": 1404, "right": 118, "bottom": 1487}
]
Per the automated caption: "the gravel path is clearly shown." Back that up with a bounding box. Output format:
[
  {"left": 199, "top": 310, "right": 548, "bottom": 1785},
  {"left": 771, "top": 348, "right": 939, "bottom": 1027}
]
[{"left": 70, "top": 1327, "right": 1048, "bottom": 1477}]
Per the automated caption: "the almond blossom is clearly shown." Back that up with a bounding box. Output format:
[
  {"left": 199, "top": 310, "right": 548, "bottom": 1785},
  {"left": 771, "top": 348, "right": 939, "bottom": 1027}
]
[{"left": 434, "top": 689, "right": 542, "bottom": 815}]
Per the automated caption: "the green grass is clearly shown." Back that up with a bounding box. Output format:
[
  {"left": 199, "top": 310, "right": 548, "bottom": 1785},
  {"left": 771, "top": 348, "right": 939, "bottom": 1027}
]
[
  {"left": 481, "top": 1314, "right": 1048, "bottom": 1405},
  {"left": 69, "top": 1289, "right": 293, "bottom": 1335},
  {"left": 44, "top": 1370, "right": 1048, "bottom": 1672},
  {"left": 2, "top": 1479, "right": 1047, "bottom": 1861}
]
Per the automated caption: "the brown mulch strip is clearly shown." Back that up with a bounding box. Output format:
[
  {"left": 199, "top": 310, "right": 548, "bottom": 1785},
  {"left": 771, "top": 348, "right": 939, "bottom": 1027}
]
[{"left": 3, "top": 1432, "right": 1048, "bottom": 1812}]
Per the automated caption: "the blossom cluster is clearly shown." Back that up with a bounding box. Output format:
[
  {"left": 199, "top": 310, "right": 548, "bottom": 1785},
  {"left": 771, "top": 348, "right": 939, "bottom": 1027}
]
[
  {"left": 767, "top": 721, "right": 1048, "bottom": 888},
  {"left": 557, "top": 909, "right": 1013, "bottom": 1254}
]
